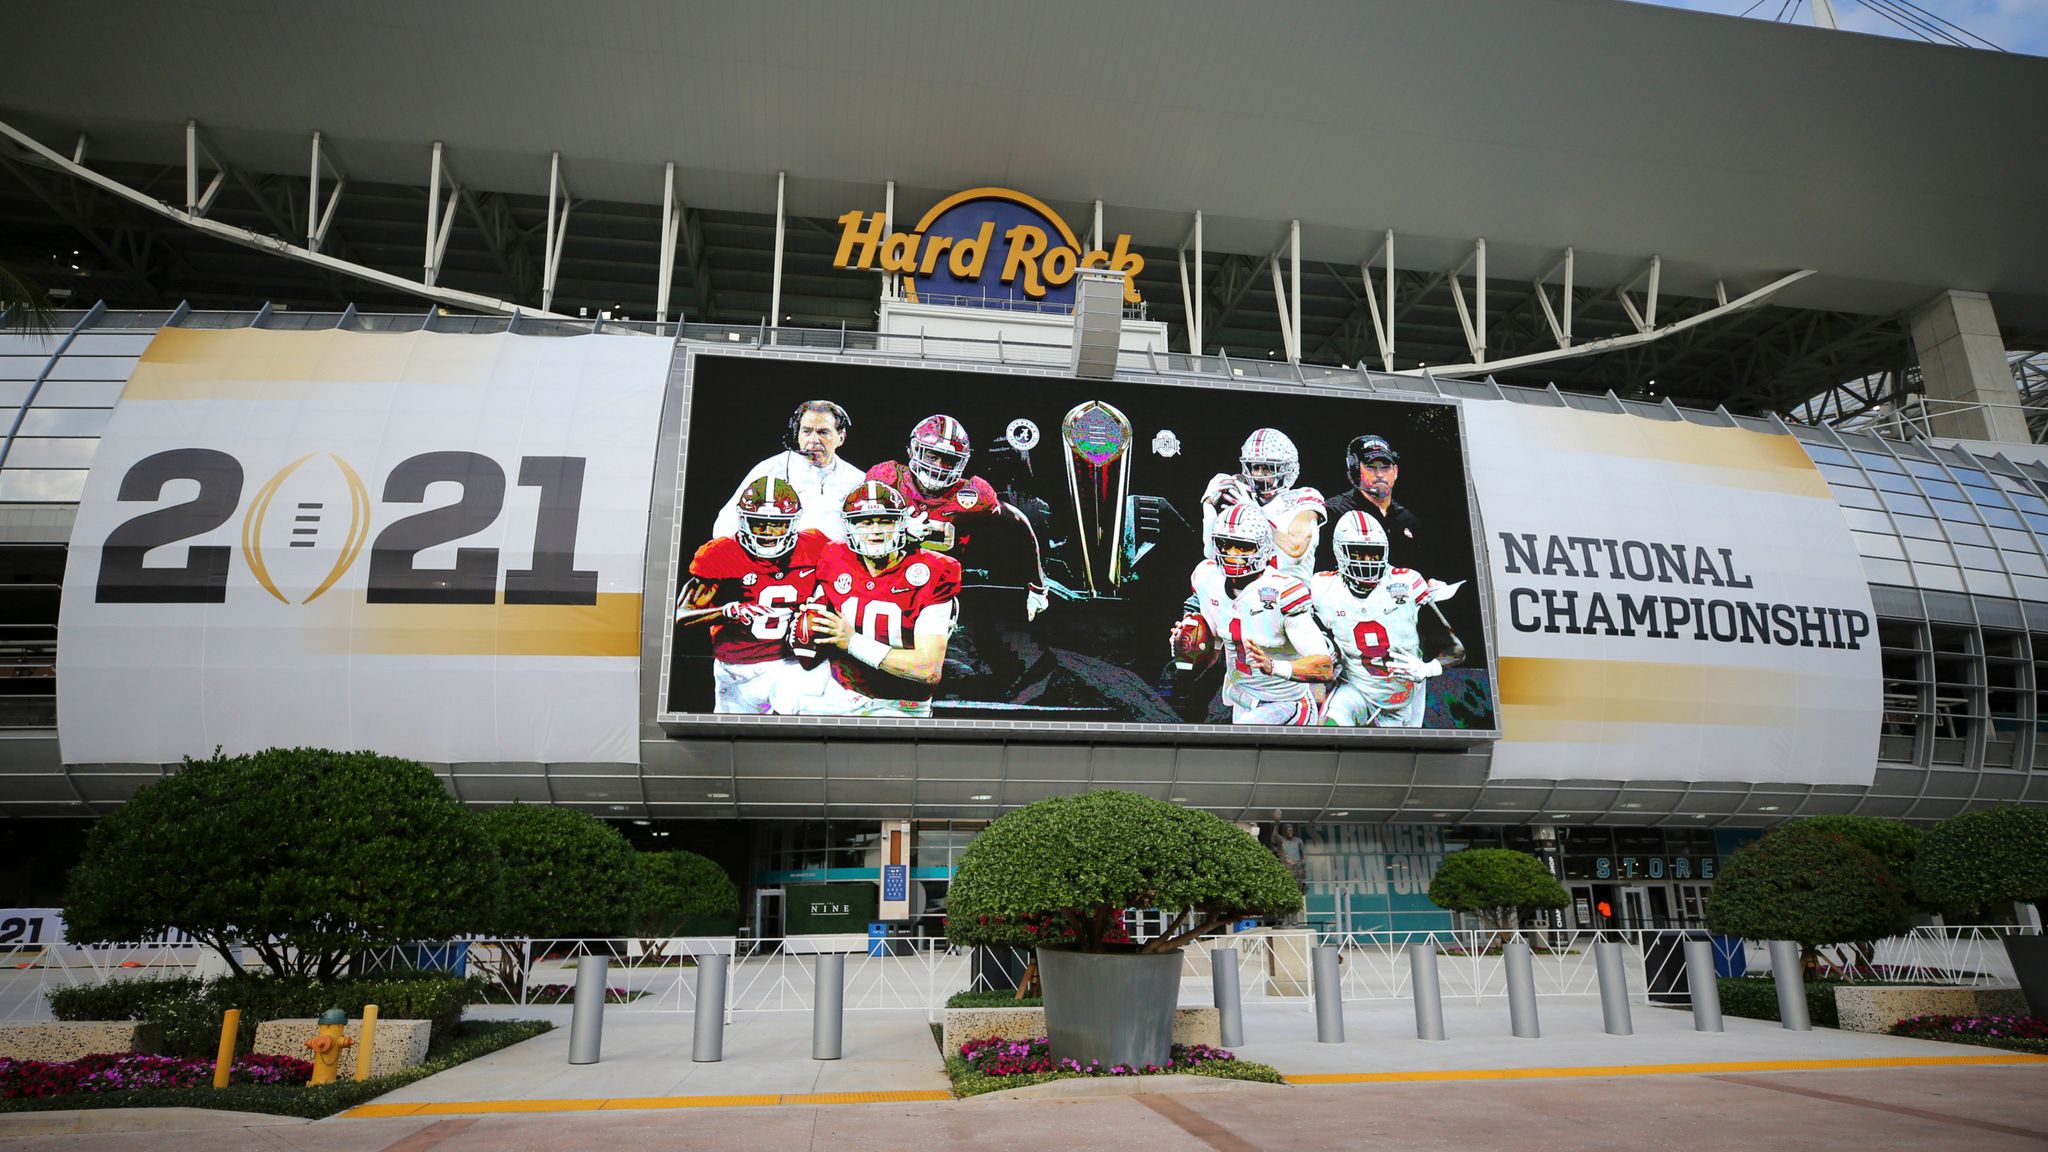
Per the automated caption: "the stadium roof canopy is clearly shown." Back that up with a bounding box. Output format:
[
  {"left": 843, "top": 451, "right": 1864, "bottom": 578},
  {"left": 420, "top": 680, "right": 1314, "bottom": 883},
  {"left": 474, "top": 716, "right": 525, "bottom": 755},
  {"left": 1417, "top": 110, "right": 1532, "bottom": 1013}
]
[{"left": 3, "top": 0, "right": 2045, "bottom": 412}]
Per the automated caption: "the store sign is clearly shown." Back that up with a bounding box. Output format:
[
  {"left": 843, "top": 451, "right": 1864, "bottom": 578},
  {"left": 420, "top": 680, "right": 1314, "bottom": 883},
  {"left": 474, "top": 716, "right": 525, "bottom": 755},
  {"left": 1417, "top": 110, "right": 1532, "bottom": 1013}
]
[
  {"left": 833, "top": 187, "right": 1144, "bottom": 305},
  {"left": 1566, "top": 856, "right": 1718, "bottom": 882},
  {"left": 56, "top": 327, "right": 672, "bottom": 765},
  {"left": 1463, "top": 403, "right": 1881, "bottom": 784}
]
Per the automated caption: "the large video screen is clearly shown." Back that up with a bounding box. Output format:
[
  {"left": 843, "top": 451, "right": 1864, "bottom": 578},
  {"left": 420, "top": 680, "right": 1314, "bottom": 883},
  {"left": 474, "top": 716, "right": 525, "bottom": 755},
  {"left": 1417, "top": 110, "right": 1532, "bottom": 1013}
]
[{"left": 662, "top": 354, "right": 1496, "bottom": 737}]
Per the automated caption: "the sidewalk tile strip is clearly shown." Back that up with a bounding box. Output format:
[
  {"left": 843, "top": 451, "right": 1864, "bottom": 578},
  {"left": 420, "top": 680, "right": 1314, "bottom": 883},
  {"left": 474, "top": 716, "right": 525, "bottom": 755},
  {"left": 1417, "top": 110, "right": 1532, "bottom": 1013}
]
[
  {"left": 1283, "top": 1053, "right": 2048, "bottom": 1085},
  {"left": 342, "top": 1090, "right": 950, "bottom": 1119}
]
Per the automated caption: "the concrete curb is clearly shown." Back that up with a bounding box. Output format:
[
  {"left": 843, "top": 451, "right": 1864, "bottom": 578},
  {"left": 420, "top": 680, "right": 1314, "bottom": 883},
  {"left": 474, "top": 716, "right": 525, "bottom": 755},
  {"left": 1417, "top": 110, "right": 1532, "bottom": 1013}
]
[{"left": 0, "top": 1107, "right": 312, "bottom": 1135}]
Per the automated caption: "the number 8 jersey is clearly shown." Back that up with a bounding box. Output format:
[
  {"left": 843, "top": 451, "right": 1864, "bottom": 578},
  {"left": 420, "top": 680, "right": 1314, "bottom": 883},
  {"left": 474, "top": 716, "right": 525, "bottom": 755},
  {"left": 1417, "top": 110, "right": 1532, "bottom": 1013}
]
[{"left": 1311, "top": 566, "right": 1439, "bottom": 725}]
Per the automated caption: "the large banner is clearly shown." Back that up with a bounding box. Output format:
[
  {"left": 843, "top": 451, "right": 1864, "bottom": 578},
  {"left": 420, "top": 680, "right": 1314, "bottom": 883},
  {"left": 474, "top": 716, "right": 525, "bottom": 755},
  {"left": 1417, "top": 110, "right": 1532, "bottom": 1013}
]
[
  {"left": 1462, "top": 403, "right": 1880, "bottom": 783},
  {"left": 57, "top": 327, "right": 672, "bottom": 765},
  {"left": 661, "top": 354, "right": 1497, "bottom": 736}
]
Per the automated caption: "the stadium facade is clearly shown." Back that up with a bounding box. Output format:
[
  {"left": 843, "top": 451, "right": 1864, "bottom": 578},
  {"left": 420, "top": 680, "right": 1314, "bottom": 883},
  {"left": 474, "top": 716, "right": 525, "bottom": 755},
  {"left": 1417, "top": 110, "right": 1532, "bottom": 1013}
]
[{"left": 1, "top": 1, "right": 2045, "bottom": 936}]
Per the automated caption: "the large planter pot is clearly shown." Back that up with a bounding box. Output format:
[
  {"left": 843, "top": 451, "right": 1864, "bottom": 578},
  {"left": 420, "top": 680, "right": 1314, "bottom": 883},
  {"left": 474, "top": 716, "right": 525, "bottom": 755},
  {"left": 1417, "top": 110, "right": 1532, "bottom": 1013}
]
[
  {"left": 2002, "top": 934, "right": 2048, "bottom": 1019},
  {"left": 1036, "top": 947, "right": 1181, "bottom": 1069}
]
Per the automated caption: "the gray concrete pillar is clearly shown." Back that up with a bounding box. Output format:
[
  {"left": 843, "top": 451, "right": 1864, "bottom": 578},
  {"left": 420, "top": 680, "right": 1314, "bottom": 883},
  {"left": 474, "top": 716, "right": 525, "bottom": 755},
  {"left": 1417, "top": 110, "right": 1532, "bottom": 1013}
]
[{"left": 1908, "top": 290, "right": 2026, "bottom": 443}]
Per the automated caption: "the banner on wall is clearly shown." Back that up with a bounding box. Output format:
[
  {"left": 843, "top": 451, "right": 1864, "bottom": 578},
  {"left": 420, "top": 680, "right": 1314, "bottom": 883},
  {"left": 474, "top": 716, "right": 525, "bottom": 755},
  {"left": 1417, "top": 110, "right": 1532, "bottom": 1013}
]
[
  {"left": 1462, "top": 403, "right": 1880, "bottom": 784},
  {"left": 56, "top": 327, "right": 673, "bottom": 765}
]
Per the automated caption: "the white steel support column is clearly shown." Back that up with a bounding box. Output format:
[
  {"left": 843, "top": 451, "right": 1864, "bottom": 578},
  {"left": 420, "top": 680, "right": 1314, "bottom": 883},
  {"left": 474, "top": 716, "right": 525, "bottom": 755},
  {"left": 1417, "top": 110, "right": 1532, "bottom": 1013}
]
[
  {"left": 1617, "top": 255, "right": 1661, "bottom": 334},
  {"left": 1290, "top": 220, "right": 1302, "bottom": 362},
  {"left": 1475, "top": 236, "right": 1486, "bottom": 362},
  {"left": 882, "top": 180, "right": 895, "bottom": 299},
  {"left": 1362, "top": 230, "right": 1394, "bottom": 372},
  {"left": 425, "top": 142, "right": 443, "bottom": 286},
  {"left": 770, "top": 170, "right": 787, "bottom": 329},
  {"left": 657, "top": 162, "right": 680, "bottom": 327},
  {"left": 1091, "top": 200, "right": 1104, "bottom": 254},
  {"left": 1194, "top": 212, "right": 1203, "bottom": 354},
  {"left": 1534, "top": 247, "right": 1574, "bottom": 349},
  {"left": 1447, "top": 240, "right": 1486, "bottom": 365},
  {"left": 309, "top": 133, "right": 321, "bottom": 249},
  {"left": 1909, "top": 289, "right": 2029, "bottom": 443},
  {"left": 1177, "top": 211, "right": 1205, "bottom": 356},
  {"left": 185, "top": 121, "right": 197, "bottom": 213},
  {"left": 542, "top": 152, "right": 571, "bottom": 313}
]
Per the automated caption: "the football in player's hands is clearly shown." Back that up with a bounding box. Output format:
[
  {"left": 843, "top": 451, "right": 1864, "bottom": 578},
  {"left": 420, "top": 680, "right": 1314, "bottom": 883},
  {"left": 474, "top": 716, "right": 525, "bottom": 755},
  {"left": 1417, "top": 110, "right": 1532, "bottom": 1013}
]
[
  {"left": 1170, "top": 614, "right": 1215, "bottom": 671},
  {"left": 1383, "top": 652, "right": 1443, "bottom": 680},
  {"left": 1202, "top": 474, "right": 1250, "bottom": 512}
]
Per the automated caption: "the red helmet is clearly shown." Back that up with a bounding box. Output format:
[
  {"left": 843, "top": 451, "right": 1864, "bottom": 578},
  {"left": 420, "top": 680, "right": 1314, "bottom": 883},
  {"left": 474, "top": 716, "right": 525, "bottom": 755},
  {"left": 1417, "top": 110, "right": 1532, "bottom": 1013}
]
[
  {"left": 735, "top": 476, "right": 802, "bottom": 559},
  {"left": 842, "top": 480, "right": 910, "bottom": 558},
  {"left": 1211, "top": 504, "right": 1275, "bottom": 578},
  {"left": 907, "top": 414, "right": 970, "bottom": 491}
]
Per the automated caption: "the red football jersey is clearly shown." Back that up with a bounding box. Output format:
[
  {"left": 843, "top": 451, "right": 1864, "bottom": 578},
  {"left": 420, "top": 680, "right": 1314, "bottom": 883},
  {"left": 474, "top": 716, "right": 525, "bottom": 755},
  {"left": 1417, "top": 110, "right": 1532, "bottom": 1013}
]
[
  {"left": 687, "top": 529, "right": 828, "bottom": 665},
  {"left": 814, "top": 540, "right": 961, "bottom": 701},
  {"left": 865, "top": 460, "right": 1001, "bottom": 554}
]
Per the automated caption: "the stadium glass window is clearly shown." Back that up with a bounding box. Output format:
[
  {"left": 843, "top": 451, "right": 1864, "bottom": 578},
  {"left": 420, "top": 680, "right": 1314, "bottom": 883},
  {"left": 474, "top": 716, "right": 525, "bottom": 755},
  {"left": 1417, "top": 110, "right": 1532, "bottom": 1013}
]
[
  {"left": 1983, "top": 632, "right": 2029, "bottom": 770},
  {"left": 2033, "top": 636, "right": 2048, "bottom": 761},
  {"left": 1816, "top": 463, "right": 1870, "bottom": 488},
  {"left": 1834, "top": 487, "right": 1884, "bottom": 512},
  {"left": 1852, "top": 532, "right": 1905, "bottom": 561},
  {"left": 1918, "top": 480, "right": 1967, "bottom": 502},
  {"left": 1928, "top": 625, "right": 1981, "bottom": 767},
  {"left": 1839, "top": 507, "right": 1894, "bottom": 535},
  {"left": 2013, "top": 492, "right": 2048, "bottom": 515},
  {"left": 1892, "top": 514, "right": 1944, "bottom": 540},
  {"left": 1933, "top": 499, "right": 1983, "bottom": 524},
  {"left": 1801, "top": 444, "right": 1855, "bottom": 468},
  {"left": 1963, "top": 482, "right": 2014, "bottom": 509},
  {"left": 1955, "top": 544, "right": 2003, "bottom": 572},
  {"left": 1980, "top": 506, "right": 2026, "bottom": 531},
  {"left": 1880, "top": 490, "right": 1934, "bottom": 518},
  {"left": 1945, "top": 520, "right": 1993, "bottom": 548},
  {"left": 14, "top": 408, "right": 113, "bottom": 438},
  {"left": 1993, "top": 527, "right": 2039, "bottom": 552},
  {"left": 1947, "top": 466, "right": 1994, "bottom": 488},
  {"left": 2003, "top": 550, "right": 2048, "bottom": 578},
  {"left": 1870, "top": 471, "right": 1921, "bottom": 495},
  {"left": 0, "top": 547, "right": 59, "bottom": 729},
  {"left": 1905, "top": 459, "right": 1952, "bottom": 482},
  {"left": 1877, "top": 620, "right": 1928, "bottom": 764},
  {"left": 1854, "top": 451, "right": 1906, "bottom": 474}
]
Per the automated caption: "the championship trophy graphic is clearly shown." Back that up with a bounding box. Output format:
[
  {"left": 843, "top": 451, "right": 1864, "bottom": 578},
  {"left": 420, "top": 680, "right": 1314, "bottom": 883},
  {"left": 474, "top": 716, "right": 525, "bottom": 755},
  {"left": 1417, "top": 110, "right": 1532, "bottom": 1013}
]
[{"left": 1060, "top": 400, "right": 1133, "bottom": 596}]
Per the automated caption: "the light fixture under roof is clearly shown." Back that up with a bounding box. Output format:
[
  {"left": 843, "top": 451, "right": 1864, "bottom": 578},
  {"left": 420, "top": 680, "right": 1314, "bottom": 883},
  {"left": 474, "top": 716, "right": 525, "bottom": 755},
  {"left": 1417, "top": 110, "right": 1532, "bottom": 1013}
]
[
  {"left": 1621, "top": 802, "right": 1643, "bottom": 809},
  {"left": 632, "top": 819, "right": 651, "bottom": 826},
  {"left": 1329, "top": 810, "right": 1350, "bottom": 817},
  {"left": 1432, "top": 811, "right": 1450, "bottom": 818},
  {"left": 1691, "top": 814, "right": 1708, "bottom": 819},
  {"left": 1549, "top": 813, "right": 1571, "bottom": 819},
  {"left": 1758, "top": 805, "right": 1781, "bottom": 812},
  {"left": 707, "top": 791, "right": 731, "bottom": 799},
  {"left": 969, "top": 793, "right": 993, "bottom": 801},
  {"left": 1170, "top": 796, "right": 1189, "bottom": 803}
]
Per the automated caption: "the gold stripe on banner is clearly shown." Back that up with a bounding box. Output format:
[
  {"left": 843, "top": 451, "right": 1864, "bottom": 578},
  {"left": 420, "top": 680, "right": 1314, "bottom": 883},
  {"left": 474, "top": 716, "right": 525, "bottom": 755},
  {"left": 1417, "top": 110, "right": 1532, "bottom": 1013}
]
[
  {"left": 121, "top": 327, "right": 495, "bottom": 399},
  {"left": 1518, "top": 406, "right": 1832, "bottom": 500},
  {"left": 1496, "top": 655, "right": 1802, "bottom": 735},
  {"left": 330, "top": 592, "right": 642, "bottom": 657}
]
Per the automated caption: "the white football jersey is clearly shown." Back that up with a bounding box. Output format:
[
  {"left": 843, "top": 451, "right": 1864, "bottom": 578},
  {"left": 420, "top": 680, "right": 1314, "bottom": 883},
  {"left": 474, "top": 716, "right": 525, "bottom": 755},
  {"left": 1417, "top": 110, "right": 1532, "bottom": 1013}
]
[
  {"left": 1201, "top": 481, "right": 1327, "bottom": 581},
  {"left": 1311, "top": 567, "right": 1446, "bottom": 710},
  {"left": 1189, "top": 558, "right": 1317, "bottom": 708}
]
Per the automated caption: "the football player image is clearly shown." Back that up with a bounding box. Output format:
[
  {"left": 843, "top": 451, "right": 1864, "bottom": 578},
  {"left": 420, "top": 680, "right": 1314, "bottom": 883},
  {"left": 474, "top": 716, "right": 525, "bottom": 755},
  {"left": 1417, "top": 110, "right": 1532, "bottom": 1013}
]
[
  {"left": 673, "top": 477, "right": 829, "bottom": 714},
  {"left": 1312, "top": 510, "right": 1467, "bottom": 728},
  {"left": 713, "top": 400, "right": 865, "bottom": 541},
  {"left": 1201, "top": 428, "right": 1326, "bottom": 581},
  {"left": 1169, "top": 504, "right": 1333, "bottom": 725},
  {"left": 781, "top": 480, "right": 963, "bottom": 717},
  {"left": 866, "top": 414, "right": 1053, "bottom": 620}
]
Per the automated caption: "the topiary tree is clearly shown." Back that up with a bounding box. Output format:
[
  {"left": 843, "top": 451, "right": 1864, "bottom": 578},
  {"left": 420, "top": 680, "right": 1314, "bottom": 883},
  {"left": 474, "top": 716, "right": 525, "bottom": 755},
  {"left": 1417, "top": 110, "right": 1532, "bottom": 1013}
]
[
  {"left": 62, "top": 748, "right": 497, "bottom": 980},
  {"left": 1915, "top": 806, "right": 2048, "bottom": 921},
  {"left": 631, "top": 850, "right": 741, "bottom": 937},
  {"left": 1795, "top": 815, "right": 1927, "bottom": 910},
  {"left": 944, "top": 790, "right": 1302, "bottom": 955},
  {"left": 1426, "top": 849, "right": 1567, "bottom": 946},
  {"left": 1705, "top": 822, "right": 1913, "bottom": 971},
  {"left": 477, "top": 804, "right": 638, "bottom": 939}
]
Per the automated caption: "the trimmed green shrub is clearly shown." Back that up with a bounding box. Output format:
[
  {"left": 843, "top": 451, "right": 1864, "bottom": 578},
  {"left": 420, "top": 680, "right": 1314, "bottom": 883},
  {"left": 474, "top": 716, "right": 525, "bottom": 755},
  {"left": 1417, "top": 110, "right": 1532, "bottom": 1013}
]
[
  {"left": 0, "top": 1019, "right": 551, "bottom": 1119},
  {"left": 944, "top": 790, "right": 1301, "bottom": 953},
  {"left": 1795, "top": 816, "right": 1927, "bottom": 910},
  {"left": 631, "top": 850, "right": 741, "bottom": 937},
  {"left": 478, "top": 805, "right": 637, "bottom": 938},
  {"left": 47, "top": 971, "right": 471, "bottom": 1060},
  {"left": 1915, "top": 806, "right": 2048, "bottom": 920},
  {"left": 1705, "top": 823, "right": 1913, "bottom": 963},
  {"left": 62, "top": 748, "right": 497, "bottom": 980},
  {"left": 1716, "top": 976, "right": 1840, "bottom": 1029},
  {"left": 1426, "top": 849, "right": 1568, "bottom": 932},
  {"left": 945, "top": 990, "right": 1043, "bottom": 1009}
]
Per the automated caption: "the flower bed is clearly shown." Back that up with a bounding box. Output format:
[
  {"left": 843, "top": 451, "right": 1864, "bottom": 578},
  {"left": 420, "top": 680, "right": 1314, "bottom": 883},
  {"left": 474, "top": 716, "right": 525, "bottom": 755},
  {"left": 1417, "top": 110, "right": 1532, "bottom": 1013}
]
[
  {"left": 0, "top": 1052, "right": 310, "bottom": 1098},
  {"left": 945, "top": 1035, "right": 1282, "bottom": 1098},
  {"left": 1888, "top": 1014, "right": 2048, "bottom": 1054}
]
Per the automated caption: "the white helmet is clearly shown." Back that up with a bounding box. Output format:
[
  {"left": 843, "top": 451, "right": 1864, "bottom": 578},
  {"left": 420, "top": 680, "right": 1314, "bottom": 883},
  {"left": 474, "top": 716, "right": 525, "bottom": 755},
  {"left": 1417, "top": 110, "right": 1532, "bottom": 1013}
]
[
  {"left": 1239, "top": 429, "right": 1300, "bottom": 500},
  {"left": 1333, "top": 510, "right": 1389, "bottom": 594},
  {"left": 1211, "top": 504, "right": 1276, "bottom": 578}
]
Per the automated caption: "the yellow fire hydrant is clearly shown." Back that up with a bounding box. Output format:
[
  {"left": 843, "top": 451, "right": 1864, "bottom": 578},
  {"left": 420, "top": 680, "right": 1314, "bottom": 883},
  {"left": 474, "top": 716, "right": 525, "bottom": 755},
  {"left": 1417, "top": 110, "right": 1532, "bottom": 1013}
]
[{"left": 303, "top": 1008, "right": 354, "bottom": 1086}]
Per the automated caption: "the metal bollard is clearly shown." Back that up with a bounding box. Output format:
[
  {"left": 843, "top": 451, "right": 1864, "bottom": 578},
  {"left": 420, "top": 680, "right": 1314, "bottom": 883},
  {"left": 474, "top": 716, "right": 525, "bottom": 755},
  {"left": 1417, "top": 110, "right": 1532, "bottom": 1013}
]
[
  {"left": 568, "top": 956, "right": 608, "bottom": 1065},
  {"left": 1594, "top": 939, "right": 1633, "bottom": 1036},
  {"left": 353, "top": 1004, "right": 380, "bottom": 1081},
  {"left": 693, "top": 952, "right": 730, "bottom": 1061},
  {"left": 1504, "top": 938, "right": 1541, "bottom": 1038},
  {"left": 1409, "top": 942, "right": 1446, "bottom": 1042},
  {"left": 1768, "top": 941, "right": 1811, "bottom": 1031},
  {"left": 1212, "top": 947, "right": 1244, "bottom": 1047},
  {"left": 1312, "top": 945, "right": 1345, "bottom": 1043},
  {"left": 1684, "top": 939, "right": 1724, "bottom": 1033},
  {"left": 211, "top": 1008, "right": 239, "bottom": 1089},
  {"left": 813, "top": 952, "right": 844, "bottom": 1060}
]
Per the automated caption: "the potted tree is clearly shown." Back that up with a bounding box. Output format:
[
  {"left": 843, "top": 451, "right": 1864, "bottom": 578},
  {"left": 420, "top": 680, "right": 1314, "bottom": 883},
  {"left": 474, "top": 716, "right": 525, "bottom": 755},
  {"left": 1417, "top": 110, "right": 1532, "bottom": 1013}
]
[
  {"left": 1705, "top": 823, "right": 1913, "bottom": 977},
  {"left": 1915, "top": 806, "right": 2048, "bottom": 1017},
  {"left": 1425, "top": 848, "right": 1568, "bottom": 951},
  {"left": 944, "top": 790, "right": 1300, "bottom": 1068}
]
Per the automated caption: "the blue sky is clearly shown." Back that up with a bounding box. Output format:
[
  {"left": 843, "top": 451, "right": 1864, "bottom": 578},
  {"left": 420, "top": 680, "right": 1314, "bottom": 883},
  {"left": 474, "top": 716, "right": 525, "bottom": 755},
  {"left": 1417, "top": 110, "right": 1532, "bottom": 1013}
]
[{"left": 1633, "top": 0, "right": 2048, "bottom": 55}]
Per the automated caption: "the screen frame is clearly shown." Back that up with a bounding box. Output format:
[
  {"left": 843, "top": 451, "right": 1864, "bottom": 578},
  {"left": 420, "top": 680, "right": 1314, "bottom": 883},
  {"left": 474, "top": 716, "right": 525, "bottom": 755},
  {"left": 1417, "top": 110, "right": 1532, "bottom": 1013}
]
[{"left": 651, "top": 346, "right": 1502, "bottom": 746}]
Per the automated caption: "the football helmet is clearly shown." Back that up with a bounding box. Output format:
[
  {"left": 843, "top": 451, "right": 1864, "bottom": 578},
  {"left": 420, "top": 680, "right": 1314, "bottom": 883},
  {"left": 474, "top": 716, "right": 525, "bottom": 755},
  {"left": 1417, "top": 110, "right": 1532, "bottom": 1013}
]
[
  {"left": 735, "top": 476, "right": 803, "bottom": 560},
  {"left": 907, "top": 414, "right": 971, "bottom": 492},
  {"left": 1333, "top": 510, "right": 1390, "bottom": 594},
  {"left": 1210, "top": 503, "right": 1276, "bottom": 578},
  {"left": 842, "top": 480, "right": 911, "bottom": 559},
  {"left": 1239, "top": 428, "right": 1300, "bottom": 500}
]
